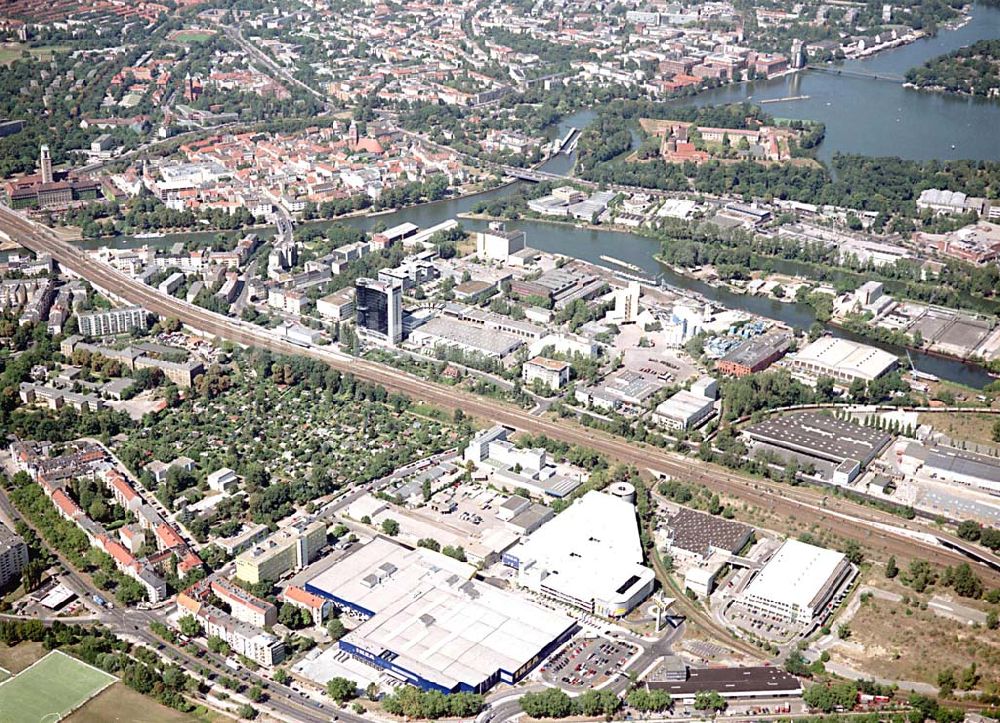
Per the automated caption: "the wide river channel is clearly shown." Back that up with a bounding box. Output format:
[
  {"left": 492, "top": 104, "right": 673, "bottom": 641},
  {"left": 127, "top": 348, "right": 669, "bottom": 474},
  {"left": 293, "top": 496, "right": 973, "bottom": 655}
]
[{"left": 99, "top": 4, "right": 1000, "bottom": 387}]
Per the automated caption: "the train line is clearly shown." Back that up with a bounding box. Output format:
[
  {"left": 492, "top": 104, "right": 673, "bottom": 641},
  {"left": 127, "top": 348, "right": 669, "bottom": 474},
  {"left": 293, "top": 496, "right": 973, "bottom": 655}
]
[{"left": 3, "top": 205, "right": 998, "bottom": 588}]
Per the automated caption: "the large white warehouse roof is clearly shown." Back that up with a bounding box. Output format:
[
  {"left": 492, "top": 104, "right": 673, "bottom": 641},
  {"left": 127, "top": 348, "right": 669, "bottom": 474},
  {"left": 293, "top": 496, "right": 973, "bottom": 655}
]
[{"left": 742, "top": 539, "right": 849, "bottom": 614}]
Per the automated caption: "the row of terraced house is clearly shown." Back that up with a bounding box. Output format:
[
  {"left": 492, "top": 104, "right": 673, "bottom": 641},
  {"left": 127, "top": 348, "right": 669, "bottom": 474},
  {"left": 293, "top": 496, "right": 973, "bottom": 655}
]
[{"left": 9, "top": 438, "right": 203, "bottom": 604}]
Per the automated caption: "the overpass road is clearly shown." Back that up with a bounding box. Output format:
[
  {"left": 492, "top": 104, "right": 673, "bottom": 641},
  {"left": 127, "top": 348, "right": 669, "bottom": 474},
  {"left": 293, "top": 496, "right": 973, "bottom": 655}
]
[{"left": 2, "top": 204, "right": 998, "bottom": 591}]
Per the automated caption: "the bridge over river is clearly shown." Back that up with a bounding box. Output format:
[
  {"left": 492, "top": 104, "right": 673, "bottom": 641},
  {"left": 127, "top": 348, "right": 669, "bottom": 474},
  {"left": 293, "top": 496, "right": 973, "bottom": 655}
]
[{"left": 807, "top": 64, "right": 906, "bottom": 83}]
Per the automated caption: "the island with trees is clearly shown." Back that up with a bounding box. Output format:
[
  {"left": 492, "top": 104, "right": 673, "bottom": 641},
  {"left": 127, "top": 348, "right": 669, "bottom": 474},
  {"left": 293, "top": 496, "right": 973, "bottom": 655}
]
[{"left": 905, "top": 39, "right": 1000, "bottom": 99}]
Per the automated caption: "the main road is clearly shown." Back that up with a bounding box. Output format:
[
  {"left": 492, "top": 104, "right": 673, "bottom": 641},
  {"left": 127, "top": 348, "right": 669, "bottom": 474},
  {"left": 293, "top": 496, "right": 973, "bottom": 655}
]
[{"left": 3, "top": 204, "right": 998, "bottom": 589}]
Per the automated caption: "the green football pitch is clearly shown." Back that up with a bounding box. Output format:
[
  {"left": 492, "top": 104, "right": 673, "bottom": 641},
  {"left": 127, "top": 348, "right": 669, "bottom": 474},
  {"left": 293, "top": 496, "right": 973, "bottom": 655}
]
[{"left": 0, "top": 650, "right": 116, "bottom": 722}]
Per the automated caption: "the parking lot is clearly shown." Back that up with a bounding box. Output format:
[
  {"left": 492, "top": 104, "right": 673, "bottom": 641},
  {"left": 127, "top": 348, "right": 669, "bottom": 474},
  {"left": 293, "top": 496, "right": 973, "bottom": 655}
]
[
  {"left": 541, "top": 636, "right": 636, "bottom": 691},
  {"left": 726, "top": 603, "right": 800, "bottom": 641}
]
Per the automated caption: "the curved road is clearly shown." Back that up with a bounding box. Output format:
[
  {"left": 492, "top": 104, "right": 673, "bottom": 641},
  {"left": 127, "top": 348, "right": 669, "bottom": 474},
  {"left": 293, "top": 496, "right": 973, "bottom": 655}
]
[{"left": 3, "top": 204, "right": 998, "bottom": 591}]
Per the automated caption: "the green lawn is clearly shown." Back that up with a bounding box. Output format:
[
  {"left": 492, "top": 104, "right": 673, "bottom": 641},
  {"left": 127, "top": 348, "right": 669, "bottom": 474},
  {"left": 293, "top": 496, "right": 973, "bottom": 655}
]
[
  {"left": 0, "top": 650, "right": 117, "bottom": 722},
  {"left": 170, "top": 31, "right": 215, "bottom": 44},
  {"left": 0, "top": 44, "right": 71, "bottom": 65}
]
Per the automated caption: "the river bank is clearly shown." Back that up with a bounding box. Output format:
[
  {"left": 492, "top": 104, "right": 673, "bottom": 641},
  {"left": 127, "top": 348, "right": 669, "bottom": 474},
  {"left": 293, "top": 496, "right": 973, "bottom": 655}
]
[
  {"left": 457, "top": 211, "right": 634, "bottom": 237},
  {"left": 652, "top": 253, "right": 1000, "bottom": 375},
  {"left": 902, "top": 82, "right": 998, "bottom": 101}
]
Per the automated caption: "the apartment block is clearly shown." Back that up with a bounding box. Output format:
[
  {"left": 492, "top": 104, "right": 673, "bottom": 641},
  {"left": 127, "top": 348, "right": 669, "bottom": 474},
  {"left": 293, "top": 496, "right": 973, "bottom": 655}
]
[
  {"left": 78, "top": 306, "right": 148, "bottom": 337},
  {"left": 0, "top": 523, "right": 29, "bottom": 589},
  {"left": 235, "top": 516, "right": 326, "bottom": 584}
]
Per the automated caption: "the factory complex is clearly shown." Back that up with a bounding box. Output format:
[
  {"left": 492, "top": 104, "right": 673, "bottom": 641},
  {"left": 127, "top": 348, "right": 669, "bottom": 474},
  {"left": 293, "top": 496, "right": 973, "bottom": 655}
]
[{"left": 304, "top": 537, "right": 576, "bottom": 694}]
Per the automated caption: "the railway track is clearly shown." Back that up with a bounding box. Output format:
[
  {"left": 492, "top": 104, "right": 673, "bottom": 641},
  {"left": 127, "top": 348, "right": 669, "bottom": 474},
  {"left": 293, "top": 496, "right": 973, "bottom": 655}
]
[
  {"left": 4, "top": 206, "right": 998, "bottom": 588},
  {"left": 647, "top": 531, "right": 764, "bottom": 660}
]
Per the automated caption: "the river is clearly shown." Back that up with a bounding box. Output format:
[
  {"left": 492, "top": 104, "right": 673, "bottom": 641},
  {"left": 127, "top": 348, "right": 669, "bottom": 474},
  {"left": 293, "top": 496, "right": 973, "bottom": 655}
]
[
  {"left": 95, "top": 4, "right": 1000, "bottom": 387},
  {"left": 668, "top": 3, "right": 1000, "bottom": 164}
]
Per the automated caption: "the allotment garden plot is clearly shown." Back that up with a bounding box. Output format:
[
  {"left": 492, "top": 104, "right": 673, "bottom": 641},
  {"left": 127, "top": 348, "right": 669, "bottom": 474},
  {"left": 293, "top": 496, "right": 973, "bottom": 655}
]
[{"left": 115, "top": 361, "right": 462, "bottom": 527}]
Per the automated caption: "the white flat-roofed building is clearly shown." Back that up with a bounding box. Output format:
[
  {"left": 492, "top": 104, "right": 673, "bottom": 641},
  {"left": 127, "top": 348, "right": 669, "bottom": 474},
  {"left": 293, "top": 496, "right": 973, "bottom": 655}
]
[
  {"left": 611, "top": 281, "right": 641, "bottom": 324},
  {"left": 786, "top": 336, "right": 897, "bottom": 384},
  {"left": 475, "top": 224, "right": 526, "bottom": 262},
  {"left": 268, "top": 288, "right": 309, "bottom": 315},
  {"left": 528, "top": 332, "right": 599, "bottom": 359},
  {"left": 464, "top": 425, "right": 510, "bottom": 463},
  {"left": 317, "top": 288, "right": 355, "bottom": 320},
  {"left": 465, "top": 428, "right": 583, "bottom": 499},
  {"left": 652, "top": 390, "right": 716, "bottom": 430},
  {"left": 304, "top": 537, "right": 576, "bottom": 693},
  {"left": 503, "top": 490, "right": 655, "bottom": 618},
  {"left": 738, "top": 539, "right": 853, "bottom": 625},
  {"left": 207, "top": 467, "right": 238, "bottom": 493},
  {"left": 522, "top": 356, "right": 570, "bottom": 390},
  {"left": 158, "top": 271, "right": 185, "bottom": 296},
  {"left": 487, "top": 440, "right": 547, "bottom": 473}
]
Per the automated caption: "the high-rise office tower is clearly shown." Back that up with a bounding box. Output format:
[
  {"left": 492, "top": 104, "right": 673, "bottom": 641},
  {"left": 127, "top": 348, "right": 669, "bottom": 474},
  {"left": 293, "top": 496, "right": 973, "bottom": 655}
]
[{"left": 355, "top": 277, "right": 402, "bottom": 345}]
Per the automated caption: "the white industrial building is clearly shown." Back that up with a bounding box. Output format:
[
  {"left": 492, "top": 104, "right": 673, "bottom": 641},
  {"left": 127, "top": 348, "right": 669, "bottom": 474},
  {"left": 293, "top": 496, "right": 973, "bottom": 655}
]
[
  {"left": 304, "top": 537, "right": 576, "bottom": 693},
  {"left": 738, "top": 539, "right": 854, "bottom": 626},
  {"left": 527, "top": 332, "right": 599, "bottom": 359},
  {"left": 475, "top": 223, "right": 526, "bottom": 262},
  {"left": 786, "top": 336, "right": 897, "bottom": 385},
  {"left": 408, "top": 316, "right": 523, "bottom": 359},
  {"left": 914, "top": 444, "right": 1000, "bottom": 494},
  {"left": 652, "top": 390, "right": 716, "bottom": 430},
  {"left": 503, "top": 491, "right": 655, "bottom": 617}
]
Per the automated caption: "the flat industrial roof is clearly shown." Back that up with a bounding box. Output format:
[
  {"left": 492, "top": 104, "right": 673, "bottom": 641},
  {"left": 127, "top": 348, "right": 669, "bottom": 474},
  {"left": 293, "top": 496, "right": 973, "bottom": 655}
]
[
  {"left": 925, "top": 447, "right": 1000, "bottom": 484},
  {"left": 647, "top": 666, "right": 802, "bottom": 696},
  {"left": 492, "top": 467, "right": 583, "bottom": 498},
  {"left": 744, "top": 412, "right": 890, "bottom": 465},
  {"left": 507, "top": 504, "right": 552, "bottom": 531},
  {"left": 307, "top": 535, "right": 475, "bottom": 617},
  {"left": 411, "top": 317, "right": 523, "bottom": 357},
  {"left": 790, "top": 336, "right": 897, "bottom": 381},
  {"left": 719, "top": 332, "right": 790, "bottom": 367},
  {"left": 307, "top": 538, "right": 574, "bottom": 690},
  {"left": 655, "top": 390, "right": 715, "bottom": 421},
  {"left": 667, "top": 508, "right": 753, "bottom": 556},
  {"left": 741, "top": 539, "right": 849, "bottom": 613},
  {"left": 506, "top": 491, "right": 654, "bottom": 605}
]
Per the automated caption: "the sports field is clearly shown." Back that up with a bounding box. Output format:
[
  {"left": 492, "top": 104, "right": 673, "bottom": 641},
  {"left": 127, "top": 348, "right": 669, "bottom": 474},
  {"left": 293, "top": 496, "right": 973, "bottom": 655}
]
[
  {"left": 168, "top": 30, "right": 215, "bottom": 44},
  {"left": 0, "top": 650, "right": 117, "bottom": 722},
  {"left": 0, "top": 43, "right": 70, "bottom": 65}
]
